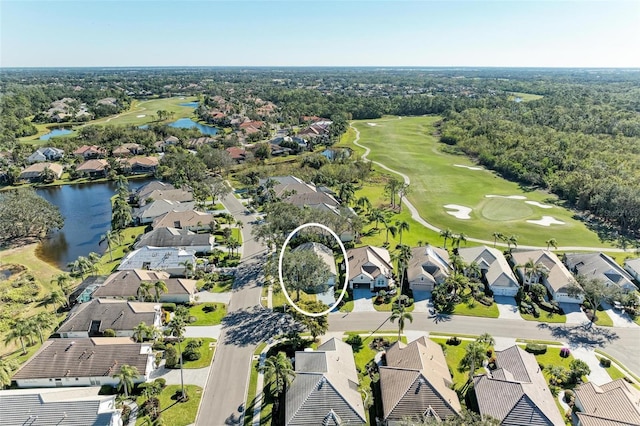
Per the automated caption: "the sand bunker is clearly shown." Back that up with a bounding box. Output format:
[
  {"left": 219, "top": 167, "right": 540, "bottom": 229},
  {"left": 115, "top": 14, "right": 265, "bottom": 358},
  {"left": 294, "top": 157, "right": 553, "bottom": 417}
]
[
  {"left": 525, "top": 201, "right": 552, "bottom": 209},
  {"left": 526, "top": 216, "right": 565, "bottom": 226},
  {"left": 444, "top": 204, "right": 472, "bottom": 219},
  {"left": 485, "top": 194, "right": 527, "bottom": 200},
  {"left": 454, "top": 164, "right": 484, "bottom": 171},
  {"left": 367, "top": 123, "right": 377, "bottom": 126},
  {"left": 136, "top": 114, "right": 146, "bottom": 118}
]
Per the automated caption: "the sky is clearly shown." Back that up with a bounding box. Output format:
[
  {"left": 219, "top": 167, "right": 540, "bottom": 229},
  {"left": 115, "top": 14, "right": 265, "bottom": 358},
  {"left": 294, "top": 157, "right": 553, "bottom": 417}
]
[{"left": 1, "top": 0, "right": 639, "bottom": 68}]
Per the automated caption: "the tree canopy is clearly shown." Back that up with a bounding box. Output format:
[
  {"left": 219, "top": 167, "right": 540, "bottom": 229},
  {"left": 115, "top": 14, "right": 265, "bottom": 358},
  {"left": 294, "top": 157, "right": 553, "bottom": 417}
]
[{"left": 0, "top": 188, "right": 63, "bottom": 244}]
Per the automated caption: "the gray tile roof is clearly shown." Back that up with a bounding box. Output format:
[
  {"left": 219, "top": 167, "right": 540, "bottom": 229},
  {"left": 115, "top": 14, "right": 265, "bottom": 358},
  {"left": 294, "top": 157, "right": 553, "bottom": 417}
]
[
  {"left": 286, "top": 338, "right": 366, "bottom": 425},
  {"left": 575, "top": 380, "right": 640, "bottom": 425},
  {"left": 459, "top": 246, "right": 519, "bottom": 289},
  {"left": 380, "top": 337, "right": 461, "bottom": 422},
  {"left": 0, "top": 387, "right": 119, "bottom": 426},
  {"left": 473, "top": 345, "right": 564, "bottom": 425},
  {"left": 135, "top": 181, "right": 175, "bottom": 200},
  {"left": 134, "top": 227, "right": 214, "bottom": 250},
  {"left": 565, "top": 252, "right": 637, "bottom": 291},
  {"left": 12, "top": 338, "right": 150, "bottom": 381},
  {"left": 346, "top": 246, "right": 393, "bottom": 282},
  {"left": 134, "top": 200, "right": 196, "bottom": 222},
  {"left": 57, "top": 299, "right": 158, "bottom": 334},
  {"left": 407, "top": 245, "right": 451, "bottom": 285},
  {"left": 152, "top": 210, "right": 215, "bottom": 229},
  {"left": 512, "top": 249, "right": 579, "bottom": 294}
]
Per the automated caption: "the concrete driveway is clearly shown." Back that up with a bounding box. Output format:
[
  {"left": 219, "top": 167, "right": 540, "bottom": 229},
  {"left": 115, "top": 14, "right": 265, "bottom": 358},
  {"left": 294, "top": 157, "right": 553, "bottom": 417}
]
[
  {"left": 412, "top": 291, "right": 432, "bottom": 313},
  {"left": 352, "top": 288, "right": 376, "bottom": 312},
  {"left": 560, "top": 303, "right": 590, "bottom": 324},
  {"left": 601, "top": 302, "right": 639, "bottom": 328},
  {"left": 495, "top": 296, "right": 524, "bottom": 320}
]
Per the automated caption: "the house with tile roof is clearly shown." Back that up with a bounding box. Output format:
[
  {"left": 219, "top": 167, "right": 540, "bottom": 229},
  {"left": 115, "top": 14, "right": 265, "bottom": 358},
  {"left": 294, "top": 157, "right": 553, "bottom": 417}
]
[
  {"left": 625, "top": 258, "right": 640, "bottom": 283},
  {"left": 407, "top": 245, "right": 452, "bottom": 292},
  {"left": 134, "top": 200, "right": 197, "bottom": 224},
  {"left": 134, "top": 181, "right": 176, "bottom": 200},
  {"left": 346, "top": 245, "right": 394, "bottom": 290},
  {"left": 19, "top": 162, "right": 64, "bottom": 181},
  {"left": 285, "top": 338, "right": 366, "bottom": 425},
  {"left": 0, "top": 387, "right": 121, "bottom": 426},
  {"left": 73, "top": 145, "right": 107, "bottom": 160},
  {"left": 379, "top": 336, "right": 461, "bottom": 424},
  {"left": 512, "top": 249, "right": 583, "bottom": 303},
  {"left": 76, "top": 159, "right": 109, "bottom": 178},
  {"left": 118, "top": 156, "right": 159, "bottom": 175},
  {"left": 56, "top": 299, "right": 161, "bottom": 338},
  {"left": 152, "top": 210, "right": 215, "bottom": 232},
  {"left": 92, "top": 269, "right": 197, "bottom": 303},
  {"left": 139, "top": 188, "right": 194, "bottom": 205},
  {"left": 473, "top": 345, "right": 565, "bottom": 425},
  {"left": 117, "top": 246, "right": 197, "bottom": 277},
  {"left": 226, "top": 146, "right": 247, "bottom": 162},
  {"left": 574, "top": 379, "right": 640, "bottom": 426},
  {"left": 565, "top": 252, "right": 637, "bottom": 293},
  {"left": 27, "top": 146, "right": 64, "bottom": 163},
  {"left": 134, "top": 227, "right": 215, "bottom": 253},
  {"left": 458, "top": 246, "right": 520, "bottom": 296},
  {"left": 11, "top": 338, "right": 154, "bottom": 389}
]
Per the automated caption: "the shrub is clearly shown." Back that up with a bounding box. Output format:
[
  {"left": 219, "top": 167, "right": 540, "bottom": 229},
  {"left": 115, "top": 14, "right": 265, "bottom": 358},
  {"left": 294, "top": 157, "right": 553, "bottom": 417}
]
[
  {"left": 600, "top": 357, "right": 612, "bottom": 367},
  {"left": 154, "top": 378, "right": 166, "bottom": 388},
  {"left": 446, "top": 336, "right": 461, "bottom": 346},
  {"left": 202, "top": 303, "right": 217, "bottom": 313},
  {"left": 161, "top": 303, "right": 176, "bottom": 312},
  {"left": 369, "top": 337, "right": 390, "bottom": 351},
  {"left": 564, "top": 389, "right": 575, "bottom": 403},
  {"left": 582, "top": 301, "right": 592, "bottom": 310},
  {"left": 164, "top": 344, "right": 178, "bottom": 368},
  {"left": 103, "top": 329, "right": 116, "bottom": 337},
  {"left": 152, "top": 341, "right": 166, "bottom": 351},
  {"left": 188, "top": 315, "right": 197, "bottom": 323},
  {"left": 345, "top": 334, "right": 363, "bottom": 352},
  {"left": 525, "top": 343, "right": 547, "bottom": 354},
  {"left": 532, "top": 305, "right": 541, "bottom": 318},
  {"left": 183, "top": 347, "right": 201, "bottom": 361},
  {"left": 560, "top": 347, "right": 571, "bottom": 358},
  {"left": 186, "top": 339, "right": 202, "bottom": 349}
]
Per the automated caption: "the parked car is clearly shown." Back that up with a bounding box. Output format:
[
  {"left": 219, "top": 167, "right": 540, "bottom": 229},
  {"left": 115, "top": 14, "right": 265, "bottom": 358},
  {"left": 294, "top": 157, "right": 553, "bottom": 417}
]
[{"left": 613, "top": 301, "right": 623, "bottom": 311}]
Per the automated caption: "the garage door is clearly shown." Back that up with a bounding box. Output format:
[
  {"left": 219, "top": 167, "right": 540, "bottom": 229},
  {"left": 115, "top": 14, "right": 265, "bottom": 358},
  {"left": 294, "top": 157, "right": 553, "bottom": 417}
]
[
  {"left": 353, "top": 282, "right": 370, "bottom": 289},
  {"left": 411, "top": 283, "right": 433, "bottom": 292}
]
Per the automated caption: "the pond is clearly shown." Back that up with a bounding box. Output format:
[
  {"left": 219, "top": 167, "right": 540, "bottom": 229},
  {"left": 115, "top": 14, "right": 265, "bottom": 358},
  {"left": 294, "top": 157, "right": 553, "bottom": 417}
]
[
  {"left": 40, "top": 128, "right": 74, "bottom": 140},
  {"left": 179, "top": 101, "right": 199, "bottom": 108},
  {"left": 35, "top": 178, "right": 153, "bottom": 269},
  {"left": 169, "top": 118, "right": 218, "bottom": 135}
]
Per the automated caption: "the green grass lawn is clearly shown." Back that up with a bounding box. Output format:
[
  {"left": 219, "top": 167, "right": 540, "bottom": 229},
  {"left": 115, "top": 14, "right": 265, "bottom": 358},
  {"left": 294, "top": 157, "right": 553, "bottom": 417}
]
[
  {"left": 340, "top": 117, "right": 618, "bottom": 249},
  {"left": 181, "top": 338, "right": 216, "bottom": 369},
  {"left": 453, "top": 300, "right": 500, "bottom": 318},
  {"left": 135, "top": 385, "right": 202, "bottom": 426},
  {"left": 244, "top": 360, "right": 260, "bottom": 426},
  {"left": 188, "top": 303, "right": 227, "bottom": 325},
  {"left": 429, "top": 338, "right": 487, "bottom": 391},
  {"left": 96, "top": 226, "right": 147, "bottom": 275},
  {"left": 373, "top": 295, "right": 415, "bottom": 312},
  {"left": 271, "top": 288, "right": 316, "bottom": 309},
  {"left": 339, "top": 300, "right": 354, "bottom": 313},
  {"left": 594, "top": 308, "right": 614, "bottom": 327},
  {"left": 206, "top": 274, "right": 235, "bottom": 293},
  {"left": 521, "top": 311, "right": 567, "bottom": 323},
  {"left": 508, "top": 92, "right": 544, "bottom": 102}
]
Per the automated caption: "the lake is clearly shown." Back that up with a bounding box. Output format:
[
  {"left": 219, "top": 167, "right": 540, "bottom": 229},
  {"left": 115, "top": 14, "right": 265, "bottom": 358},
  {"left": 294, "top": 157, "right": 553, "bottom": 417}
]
[
  {"left": 35, "top": 178, "right": 152, "bottom": 269},
  {"left": 179, "top": 101, "right": 199, "bottom": 108},
  {"left": 40, "top": 128, "right": 74, "bottom": 140},
  {"left": 169, "top": 118, "right": 218, "bottom": 135}
]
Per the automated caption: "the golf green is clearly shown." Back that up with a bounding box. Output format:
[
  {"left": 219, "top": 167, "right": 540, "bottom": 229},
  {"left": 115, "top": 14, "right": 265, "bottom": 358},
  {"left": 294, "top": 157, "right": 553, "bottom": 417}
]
[{"left": 480, "top": 198, "right": 534, "bottom": 221}]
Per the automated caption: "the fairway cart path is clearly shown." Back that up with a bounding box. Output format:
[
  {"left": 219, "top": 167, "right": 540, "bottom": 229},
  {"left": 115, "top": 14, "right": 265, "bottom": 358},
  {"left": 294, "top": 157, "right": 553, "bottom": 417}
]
[{"left": 350, "top": 123, "right": 634, "bottom": 253}]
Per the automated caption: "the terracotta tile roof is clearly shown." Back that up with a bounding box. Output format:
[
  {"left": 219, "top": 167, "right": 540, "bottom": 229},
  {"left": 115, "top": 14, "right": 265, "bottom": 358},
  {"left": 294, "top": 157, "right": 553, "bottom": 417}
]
[
  {"left": 225, "top": 146, "right": 246, "bottom": 160},
  {"left": 76, "top": 159, "right": 109, "bottom": 172}
]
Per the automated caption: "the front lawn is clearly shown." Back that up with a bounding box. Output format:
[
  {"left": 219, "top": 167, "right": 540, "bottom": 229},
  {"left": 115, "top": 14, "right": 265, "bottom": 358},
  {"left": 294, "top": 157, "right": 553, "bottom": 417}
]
[
  {"left": 135, "top": 384, "right": 202, "bottom": 426},
  {"left": 188, "top": 303, "right": 226, "bottom": 326},
  {"left": 593, "top": 308, "right": 614, "bottom": 327},
  {"left": 453, "top": 300, "right": 499, "bottom": 318},
  {"left": 205, "top": 274, "right": 234, "bottom": 293},
  {"left": 181, "top": 337, "right": 216, "bottom": 369},
  {"left": 429, "top": 337, "right": 488, "bottom": 391},
  {"left": 271, "top": 288, "right": 316, "bottom": 309},
  {"left": 373, "top": 295, "right": 415, "bottom": 312},
  {"left": 521, "top": 311, "right": 567, "bottom": 323}
]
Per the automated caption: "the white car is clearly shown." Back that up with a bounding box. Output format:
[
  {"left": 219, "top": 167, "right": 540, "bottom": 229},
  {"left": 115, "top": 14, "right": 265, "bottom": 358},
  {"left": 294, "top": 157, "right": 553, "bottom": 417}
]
[{"left": 613, "top": 301, "right": 623, "bottom": 311}]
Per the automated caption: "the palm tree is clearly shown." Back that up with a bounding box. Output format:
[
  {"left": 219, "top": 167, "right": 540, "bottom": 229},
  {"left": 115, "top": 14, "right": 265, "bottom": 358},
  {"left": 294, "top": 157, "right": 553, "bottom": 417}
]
[
  {"left": 467, "top": 261, "right": 482, "bottom": 281},
  {"left": 519, "top": 259, "right": 547, "bottom": 290},
  {"left": 138, "top": 281, "right": 153, "bottom": 302},
  {"left": 393, "top": 244, "right": 413, "bottom": 290},
  {"left": 29, "top": 312, "right": 55, "bottom": 344},
  {"left": 440, "top": 228, "right": 453, "bottom": 249},
  {"left": 227, "top": 238, "right": 241, "bottom": 257},
  {"left": 152, "top": 280, "right": 168, "bottom": 303},
  {"left": 397, "top": 183, "right": 410, "bottom": 212},
  {"left": 545, "top": 238, "right": 558, "bottom": 250},
  {"left": 506, "top": 234, "right": 519, "bottom": 251},
  {"left": 134, "top": 322, "right": 149, "bottom": 343},
  {"left": 259, "top": 352, "right": 295, "bottom": 415},
  {"left": 168, "top": 316, "right": 187, "bottom": 400},
  {"left": 384, "top": 177, "right": 402, "bottom": 208},
  {"left": 100, "top": 231, "right": 117, "bottom": 262},
  {"left": 395, "top": 220, "right": 410, "bottom": 245},
  {"left": 4, "top": 321, "right": 31, "bottom": 355},
  {"left": 51, "top": 273, "right": 71, "bottom": 294},
  {"left": 367, "top": 208, "right": 386, "bottom": 230},
  {"left": 459, "top": 340, "right": 486, "bottom": 383},
  {"left": 356, "top": 196, "right": 371, "bottom": 214},
  {"left": 0, "top": 359, "right": 18, "bottom": 389},
  {"left": 337, "top": 182, "right": 356, "bottom": 205},
  {"left": 492, "top": 232, "right": 505, "bottom": 248},
  {"left": 179, "top": 260, "right": 194, "bottom": 279},
  {"left": 114, "top": 364, "right": 140, "bottom": 398},
  {"left": 87, "top": 252, "right": 101, "bottom": 275},
  {"left": 477, "top": 333, "right": 495, "bottom": 348},
  {"left": 390, "top": 304, "right": 413, "bottom": 341},
  {"left": 449, "top": 253, "right": 465, "bottom": 274},
  {"left": 453, "top": 232, "right": 468, "bottom": 249},
  {"left": 546, "top": 365, "right": 568, "bottom": 386},
  {"left": 383, "top": 220, "right": 397, "bottom": 245},
  {"left": 48, "top": 290, "right": 67, "bottom": 311}
]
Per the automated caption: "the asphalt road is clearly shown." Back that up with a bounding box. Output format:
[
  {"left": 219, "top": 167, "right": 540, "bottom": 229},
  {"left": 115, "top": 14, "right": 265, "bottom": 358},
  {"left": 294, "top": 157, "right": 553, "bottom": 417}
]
[
  {"left": 329, "top": 311, "right": 640, "bottom": 376},
  {"left": 196, "top": 193, "right": 269, "bottom": 426}
]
